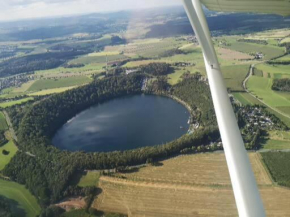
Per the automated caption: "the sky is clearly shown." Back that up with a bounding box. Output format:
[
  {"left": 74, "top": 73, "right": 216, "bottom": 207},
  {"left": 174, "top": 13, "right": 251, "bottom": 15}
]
[{"left": 0, "top": 0, "right": 182, "bottom": 22}]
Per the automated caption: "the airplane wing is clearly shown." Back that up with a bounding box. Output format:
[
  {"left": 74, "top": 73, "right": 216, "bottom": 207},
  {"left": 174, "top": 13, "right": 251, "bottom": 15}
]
[{"left": 201, "top": 0, "right": 290, "bottom": 16}]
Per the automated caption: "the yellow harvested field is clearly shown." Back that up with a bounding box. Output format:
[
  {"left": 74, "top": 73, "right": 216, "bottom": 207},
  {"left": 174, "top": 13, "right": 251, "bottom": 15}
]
[
  {"left": 88, "top": 51, "right": 120, "bottom": 57},
  {"left": 118, "top": 153, "right": 271, "bottom": 186},
  {"left": 217, "top": 47, "right": 253, "bottom": 61},
  {"left": 93, "top": 153, "right": 290, "bottom": 216}
]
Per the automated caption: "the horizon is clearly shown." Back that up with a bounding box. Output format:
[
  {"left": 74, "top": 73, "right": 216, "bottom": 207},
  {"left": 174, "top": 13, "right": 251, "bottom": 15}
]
[{"left": 0, "top": 0, "right": 182, "bottom": 22}]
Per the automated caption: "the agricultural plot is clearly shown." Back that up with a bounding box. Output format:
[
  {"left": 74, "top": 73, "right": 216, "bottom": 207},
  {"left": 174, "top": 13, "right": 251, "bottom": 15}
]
[
  {"left": 93, "top": 153, "right": 290, "bottom": 217},
  {"left": 261, "top": 152, "right": 290, "bottom": 188},
  {"left": 232, "top": 92, "right": 262, "bottom": 105},
  {"left": 262, "top": 139, "right": 290, "bottom": 150},
  {"left": 0, "top": 97, "right": 33, "bottom": 108},
  {"left": 262, "top": 131, "right": 290, "bottom": 150},
  {"left": 71, "top": 54, "right": 128, "bottom": 65},
  {"left": 221, "top": 64, "right": 250, "bottom": 92},
  {"left": 28, "top": 76, "right": 91, "bottom": 91},
  {"left": 35, "top": 64, "right": 106, "bottom": 76},
  {"left": 28, "top": 86, "right": 77, "bottom": 96},
  {"left": 247, "top": 76, "right": 290, "bottom": 107},
  {"left": 77, "top": 171, "right": 100, "bottom": 187},
  {"left": 0, "top": 141, "right": 17, "bottom": 171},
  {"left": 0, "top": 179, "right": 40, "bottom": 217}
]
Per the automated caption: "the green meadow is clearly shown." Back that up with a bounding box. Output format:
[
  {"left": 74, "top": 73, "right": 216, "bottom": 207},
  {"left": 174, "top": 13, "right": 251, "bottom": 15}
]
[
  {"left": 77, "top": 171, "right": 101, "bottom": 187},
  {"left": 0, "top": 97, "right": 34, "bottom": 108},
  {"left": 28, "top": 76, "right": 91, "bottom": 91},
  {"left": 0, "top": 141, "right": 17, "bottom": 171},
  {"left": 0, "top": 179, "right": 41, "bottom": 217},
  {"left": 0, "top": 112, "right": 8, "bottom": 131}
]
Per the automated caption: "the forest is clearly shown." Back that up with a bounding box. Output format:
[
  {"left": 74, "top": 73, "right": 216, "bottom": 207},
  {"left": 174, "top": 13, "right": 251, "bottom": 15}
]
[
  {"left": 272, "top": 78, "right": 290, "bottom": 92},
  {"left": 0, "top": 196, "right": 14, "bottom": 217}
]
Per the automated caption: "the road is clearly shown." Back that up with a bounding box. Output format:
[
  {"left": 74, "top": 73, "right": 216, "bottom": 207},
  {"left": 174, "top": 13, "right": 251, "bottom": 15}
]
[{"left": 243, "top": 64, "right": 290, "bottom": 121}]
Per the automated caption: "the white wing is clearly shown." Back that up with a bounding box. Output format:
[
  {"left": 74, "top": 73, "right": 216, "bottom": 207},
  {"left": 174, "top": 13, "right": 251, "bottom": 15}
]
[{"left": 201, "top": 0, "right": 290, "bottom": 16}]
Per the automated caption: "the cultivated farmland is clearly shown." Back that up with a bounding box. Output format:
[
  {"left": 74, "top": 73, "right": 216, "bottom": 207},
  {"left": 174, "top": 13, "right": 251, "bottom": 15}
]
[
  {"left": 93, "top": 153, "right": 290, "bottom": 217},
  {"left": 28, "top": 76, "right": 91, "bottom": 91}
]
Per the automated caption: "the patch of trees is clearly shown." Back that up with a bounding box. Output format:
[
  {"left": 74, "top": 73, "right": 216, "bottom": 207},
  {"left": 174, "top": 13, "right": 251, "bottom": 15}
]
[
  {"left": 0, "top": 51, "right": 87, "bottom": 77},
  {"left": 140, "top": 63, "right": 172, "bottom": 76},
  {"left": 272, "top": 78, "right": 290, "bottom": 92},
  {"left": 237, "top": 39, "right": 268, "bottom": 45},
  {"left": 111, "top": 36, "right": 126, "bottom": 45},
  {"left": 0, "top": 196, "right": 14, "bottom": 217},
  {"left": 268, "top": 60, "right": 290, "bottom": 65},
  {"left": 172, "top": 78, "right": 216, "bottom": 126}
]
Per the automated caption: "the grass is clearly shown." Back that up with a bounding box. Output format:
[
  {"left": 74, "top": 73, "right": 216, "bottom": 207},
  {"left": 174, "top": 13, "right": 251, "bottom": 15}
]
[
  {"left": 35, "top": 64, "right": 106, "bottom": 75},
  {"left": 232, "top": 92, "right": 262, "bottom": 105},
  {"left": 221, "top": 64, "right": 250, "bottom": 92},
  {"left": 28, "top": 76, "right": 91, "bottom": 91},
  {"left": 0, "top": 97, "right": 34, "bottom": 108},
  {"left": 28, "top": 86, "right": 77, "bottom": 96},
  {"left": 77, "top": 171, "right": 100, "bottom": 187},
  {"left": 0, "top": 112, "right": 8, "bottom": 131},
  {"left": 93, "top": 153, "right": 290, "bottom": 216},
  {"left": 247, "top": 76, "right": 290, "bottom": 107},
  {"left": 0, "top": 140, "right": 17, "bottom": 171},
  {"left": 70, "top": 54, "right": 128, "bottom": 65},
  {"left": 262, "top": 139, "right": 290, "bottom": 150},
  {"left": 0, "top": 179, "right": 40, "bottom": 217}
]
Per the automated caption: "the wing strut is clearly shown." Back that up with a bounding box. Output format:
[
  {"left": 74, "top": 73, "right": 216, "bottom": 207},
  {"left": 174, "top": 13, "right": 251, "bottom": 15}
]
[{"left": 182, "top": 1, "right": 266, "bottom": 216}]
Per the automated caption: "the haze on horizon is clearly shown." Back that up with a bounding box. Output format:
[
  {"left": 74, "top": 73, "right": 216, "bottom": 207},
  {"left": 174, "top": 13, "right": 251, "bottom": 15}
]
[{"left": 0, "top": 0, "right": 182, "bottom": 22}]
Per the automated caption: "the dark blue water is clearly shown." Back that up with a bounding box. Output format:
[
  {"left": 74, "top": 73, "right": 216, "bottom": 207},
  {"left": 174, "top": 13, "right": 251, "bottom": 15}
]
[{"left": 52, "top": 95, "right": 189, "bottom": 152}]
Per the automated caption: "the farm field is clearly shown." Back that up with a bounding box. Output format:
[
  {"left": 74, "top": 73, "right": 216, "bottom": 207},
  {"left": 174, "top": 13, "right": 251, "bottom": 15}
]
[
  {"left": 262, "top": 139, "right": 290, "bottom": 150},
  {"left": 221, "top": 64, "right": 249, "bottom": 92},
  {"left": 0, "top": 140, "right": 17, "bottom": 171},
  {"left": 28, "top": 76, "right": 91, "bottom": 91},
  {"left": 0, "top": 97, "right": 34, "bottom": 108},
  {"left": 261, "top": 152, "right": 290, "bottom": 188},
  {"left": 93, "top": 153, "right": 290, "bottom": 217},
  {"left": 0, "top": 179, "right": 41, "bottom": 217},
  {"left": 262, "top": 131, "right": 290, "bottom": 150},
  {"left": 28, "top": 86, "right": 77, "bottom": 96},
  {"left": 35, "top": 64, "right": 106, "bottom": 76},
  {"left": 77, "top": 171, "right": 100, "bottom": 187}
]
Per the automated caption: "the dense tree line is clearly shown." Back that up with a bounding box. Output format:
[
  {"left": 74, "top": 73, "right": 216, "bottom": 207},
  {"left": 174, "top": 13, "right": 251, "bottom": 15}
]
[
  {"left": 272, "top": 78, "right": 290, "bottom": 92},
  {"left": 0, "top": 196, "right": 14, "bottom": 217},
  {"left": 140, "top": 63, "right": 172, "bottom": 76}
]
